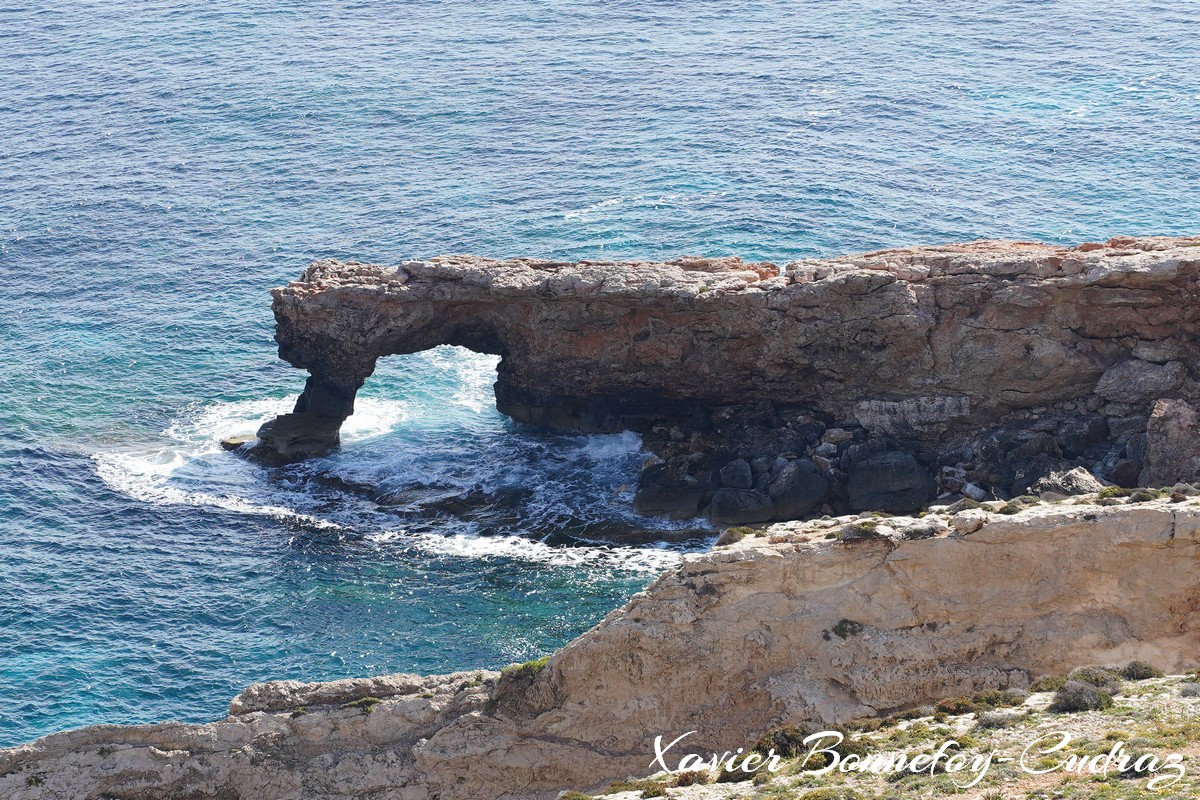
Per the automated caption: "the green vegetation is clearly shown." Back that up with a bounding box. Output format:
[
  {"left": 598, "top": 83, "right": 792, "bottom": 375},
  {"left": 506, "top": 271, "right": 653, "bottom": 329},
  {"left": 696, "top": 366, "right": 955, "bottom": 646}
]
[
  {"left": 1122, "top": 660, "right": 1165, "bottom": 680},
  {"left": 1068, "top": 665, "right": 1124, "bottom": 692},
  {"left": 840, "top": 519, "right": 881, "bottom": 540},
  {"left": 341, "top": 696, "right": 382, "bottom": 713},
  {"left": 289, "top": 706, "right": 307, "bottom": 718},
  {"left": 997, "top": 495, "right": 1040, "bottom": 514},
  {"left": 1030, "top": 674, "right": 1067, "bottom": 692},
  {"left": 716, "top": 525, "right": 758, "bottom": 546},
  {"left": 597, "top": 674, "right": 1200, "bottom": 800},
  {"left": 500, "top": 655, "right": 551, "bottom": 680},
  {"left": 603, "top": 777, "right": 669, "bottom": 797},
  {"left": 946, "top": 497, "right": 982, "bottom": 513},
  {"left": 831, "top": 619, "right": 865, "bottom": 639},
  {"left": 1098, "top": 486, "right": 1135, "bottom": 499},
  {"left": 1050, "top": 680, "right": 1114, "bottom": 713}
]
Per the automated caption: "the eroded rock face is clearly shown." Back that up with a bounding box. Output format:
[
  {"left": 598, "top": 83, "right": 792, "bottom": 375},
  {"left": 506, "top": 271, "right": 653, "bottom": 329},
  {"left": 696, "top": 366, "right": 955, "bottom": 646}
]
[
  {"left": 248, "top": 236, "right": 1200, "bottom": 520},
  {"left": 1142, "top": 399, "right": 1200, "bottom": 486},
  {"left": 6, "top": 499, "right": 1199, "bottom": 800}
]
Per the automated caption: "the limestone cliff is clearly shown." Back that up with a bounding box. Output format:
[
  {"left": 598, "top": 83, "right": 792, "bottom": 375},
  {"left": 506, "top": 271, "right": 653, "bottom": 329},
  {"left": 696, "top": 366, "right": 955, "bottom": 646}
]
[
  {"left": 244, "top": 236, "right": 1200, "bottom": 524},
  {"left": 5, "top": 496, "right": 1198, "bottom": 799}
]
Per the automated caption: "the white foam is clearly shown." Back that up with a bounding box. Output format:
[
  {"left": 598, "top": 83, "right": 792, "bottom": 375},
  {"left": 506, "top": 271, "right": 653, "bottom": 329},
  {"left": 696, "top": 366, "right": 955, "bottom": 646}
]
[
  {"left": 94, "top": 396, "right": 345, "bottom": 527},
  {"left": 93, "top": 447, "right": 338, "bottom": 528},
  {"left": 91, "top": 347, "right": 707, "bottom": 562},
  {"left": 371, "top": 528, "right": 690, "bottom": 574}
]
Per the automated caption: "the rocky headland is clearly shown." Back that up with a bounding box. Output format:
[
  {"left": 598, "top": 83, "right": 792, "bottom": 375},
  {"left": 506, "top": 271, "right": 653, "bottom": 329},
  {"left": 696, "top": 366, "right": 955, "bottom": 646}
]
[
  {"left": 241, "top": 236, "right": 1200, "bottom": 526},
  {"left": 5, "top": 492, "right": 1200, "bottom": 799}
]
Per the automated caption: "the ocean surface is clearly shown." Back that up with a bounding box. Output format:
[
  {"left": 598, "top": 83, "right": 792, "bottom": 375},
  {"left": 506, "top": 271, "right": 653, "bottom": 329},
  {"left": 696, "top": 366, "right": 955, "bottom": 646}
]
[{"left": 1, "top": 1, "right": 1197, "bottom": 747}]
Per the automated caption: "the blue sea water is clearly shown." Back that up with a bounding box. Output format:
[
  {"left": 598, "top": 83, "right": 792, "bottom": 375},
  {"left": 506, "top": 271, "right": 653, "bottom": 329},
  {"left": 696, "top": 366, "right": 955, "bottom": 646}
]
[{"left": 1, "top": 0, "right": 1198, "bottom": 747}]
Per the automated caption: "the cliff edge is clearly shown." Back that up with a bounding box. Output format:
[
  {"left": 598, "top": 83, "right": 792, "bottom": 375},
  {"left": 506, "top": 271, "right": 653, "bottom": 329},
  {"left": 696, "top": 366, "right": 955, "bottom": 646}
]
[{"left": 5, "top": 495, "right": 1198, "bottom": 799}]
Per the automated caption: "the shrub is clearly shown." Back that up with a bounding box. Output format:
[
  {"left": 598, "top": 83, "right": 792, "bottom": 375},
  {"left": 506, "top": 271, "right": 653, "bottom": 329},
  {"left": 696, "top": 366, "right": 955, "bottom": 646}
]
[
  {"left": 341, "top": 696, "right": 382, "bottom": 713},
  {"left": 841, "top": 520, "right": 883, "bottom": 540},
  {"left": 1098, "top": 486, "right": 1134, "bottom": 499},
  {"left": 976, "top": 711, "right": 1021, "bottom": 730},
  {"left": 1029, "top": 675, "right": 1066, "bottom": 692},
  {"left": 832, "top": 619, "right": 865, "bottom": 639},
  {"left": 798, "top": 790, "right": 863, "bottom": 800},
  {"left": 603, "top": 778, "right": 667, "bottom": 797},
  {"left": 753, "top": 726, "right": 865, "bottom": 769},
  {"left": 891, "top": 706, "right": 931, "bottom": 721},
  {"left": 716, "top": 526, "right": 756, "bottom": 546},
  {"left": 559, "top": 793, "right": 593, "bottom": 800},
  {"left": 753, "top": 725, "right": 813, "bottom": 758},
  {"left": 1068, "top": 666, "right": 1123, "bottom": 693},
  {"left": 674, "top": 769, "right": 713, "bottom": 787},
  {"left": 1121, "top": 660, "right": 1164, "bottom": 681},
  {"left": 996, "top": 495, "right": 1040, "bottom": 514},
  {"left": 972, "top": 688, "right": 1027, "bottom": 709},
  {"left": 1129, "top": 489, "right": 1165, "bottom": 503},
  {"left": 935, "top": 696, "right": 976, "bottom": 715},
  {"left": 1181, "top": 683, "right": 1200, "bottom": 698},
  {"left": 500, "top": 655, "right": 550, "bottom": 681},
  {"left": 946, "top": 498, "right": 982, "bottom": 513},
  {"left": 1049, "top": 680, "right": 1114, "bottom": 713}
]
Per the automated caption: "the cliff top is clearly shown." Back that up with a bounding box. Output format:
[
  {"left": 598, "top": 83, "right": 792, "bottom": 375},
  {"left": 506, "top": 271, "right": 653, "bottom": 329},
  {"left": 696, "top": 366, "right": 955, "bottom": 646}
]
[{"left": 279, "top": 235, "right": 1200, "bottom": 300}]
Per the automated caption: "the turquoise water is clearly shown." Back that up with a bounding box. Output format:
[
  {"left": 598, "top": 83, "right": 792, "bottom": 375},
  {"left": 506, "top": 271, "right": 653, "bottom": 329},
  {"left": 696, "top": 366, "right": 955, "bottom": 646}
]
[{"left": 1, "top": 1, "right": 1198, "bottom": 747}]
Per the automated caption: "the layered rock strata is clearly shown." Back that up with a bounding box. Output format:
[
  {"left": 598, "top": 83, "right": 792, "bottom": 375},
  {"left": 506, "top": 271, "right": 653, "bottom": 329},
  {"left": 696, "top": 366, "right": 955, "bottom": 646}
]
[
  {"left": 6, "top": 497, "right": 1199, "bottom": 799},
  {"left": 245, "top": 236, "right": 1200, "bottom": 522}
]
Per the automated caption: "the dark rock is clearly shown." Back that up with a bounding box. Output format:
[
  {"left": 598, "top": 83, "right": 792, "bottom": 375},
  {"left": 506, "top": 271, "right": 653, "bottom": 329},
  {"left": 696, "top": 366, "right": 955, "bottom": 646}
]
[
  {"left": 718, "top": 459, "right": 754, "bottom": 489},
  {"left": 1109, "top": 459, "right": 1143, "bottom": 488},
  {"left": 1056, "top": 416, "right": 1109, "bottom": 458},
  {"left": 633, "top": 462, "right": 706, "bottom": 518},
  {"left": 767, "top": 460, "right": 829, "bottom": 520},
  {"left": 246, "top": 412, "right": 344, "bottom": 466},
  {"left": 709, "top": 488, "right": 774, "bottom": 524},
  {"left": 1011, "top": 455, "right": 1073, "bottom": 495},
  {"left": 1010, "top": 432, "right": 1062, "bottom": 460},
  {"left": 847, "top": 450, "right": 934, "bottom": 513},
  {"left": 1125, "top": 433, "right": 1148, "bottom": 466},
  {"left": 1108, "top": 415, "right": 1148, "bottom": 440}
]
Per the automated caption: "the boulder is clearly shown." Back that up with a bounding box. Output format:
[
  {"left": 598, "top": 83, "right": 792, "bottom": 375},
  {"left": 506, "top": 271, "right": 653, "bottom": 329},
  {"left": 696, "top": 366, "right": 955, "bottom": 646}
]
[
  {"left": 633, "top": 462, "right": 705, "bottom": 518},
  {"left": 951, "top": 508, "right": 989, "bottom": 533},
  {"left": 246, "top": 412, "right": 344, "bottom": 465},
  {"left": 718, "top": 458, "right": 754, "bottom": 489},
  {"left": 709, "top": 488, "right": 774, "bottom": 524},
  {"left": 1095, "top": 360, "right": 1186, "bottom": 405},
  {"left": 767, "top": 460, "right": 829, "bottom": 519},
  {"left": 1140, "top": 399, "right": 1200, "bottom": 486},
  {"left": 847, "top": 450, "right": 934, "bottom": 513},
  {"left": 1029, "top": 467, "right": 1107, "bottom": 497}
]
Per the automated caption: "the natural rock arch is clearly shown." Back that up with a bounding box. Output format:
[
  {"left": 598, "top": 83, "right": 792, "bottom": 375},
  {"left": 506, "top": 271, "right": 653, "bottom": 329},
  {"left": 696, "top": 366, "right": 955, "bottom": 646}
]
[{"left": 243, "top": 238, "right": 1200, "bottom": 521}]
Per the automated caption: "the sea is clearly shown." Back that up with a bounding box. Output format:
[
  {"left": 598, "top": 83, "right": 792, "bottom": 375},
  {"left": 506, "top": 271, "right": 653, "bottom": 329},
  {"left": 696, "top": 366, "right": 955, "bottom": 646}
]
[{"left": 1, "top": 0, "right": 1197, "bottom": 747}]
